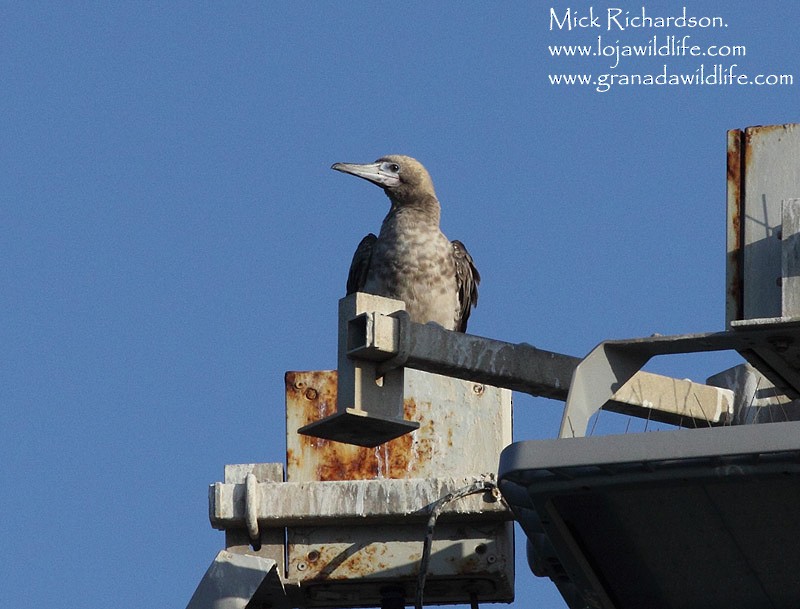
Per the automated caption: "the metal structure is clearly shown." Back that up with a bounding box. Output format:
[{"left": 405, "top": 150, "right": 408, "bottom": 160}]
[
  {"left": 187, "top": 123, "right": 800, "bottom": 609},
  {"left": 559, "top": 319, "right": 800, "bottom": 439},
  {"left": 501, "top": 123, "right": 800, "bottom": 609},
  {"left": 727, "top": 123, "right": 800, "bottom": 324},
  {"left": 299, "top": 296, "right": 734, "bottom": 438},
  {"left": 498, "top": 421, "right": 800, "bottom": 609}
]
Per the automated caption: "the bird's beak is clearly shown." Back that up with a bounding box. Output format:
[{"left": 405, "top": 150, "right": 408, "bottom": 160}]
[{"left": 331, "top": 162, "right": 401, "bottom": 188}]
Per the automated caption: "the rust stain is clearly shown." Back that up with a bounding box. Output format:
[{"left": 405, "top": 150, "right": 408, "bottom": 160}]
[
  {"left": 726, "top": 129, "right": 741, "bottom": 188},
  {"left": 302, "top": 540, "right": 388, "bottom": 580},
  {"left": 287, "top": 371, "right": 433, "bottom": 482},
  {"left": 726, "top": 129, "right": 744, "bottom": 322}
]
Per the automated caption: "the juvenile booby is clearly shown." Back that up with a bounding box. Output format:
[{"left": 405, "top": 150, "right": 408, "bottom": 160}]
[{"left": 332, "top": 155, "right": 479, "bottom": 332}]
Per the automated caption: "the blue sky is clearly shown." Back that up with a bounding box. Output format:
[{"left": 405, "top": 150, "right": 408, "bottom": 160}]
[{"left": 2, "top": 2, "right": 798, "bottom": 607}]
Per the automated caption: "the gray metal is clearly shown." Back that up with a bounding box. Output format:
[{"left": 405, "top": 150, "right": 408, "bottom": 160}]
[
  {"left": 707, "top": 362, "right": 800, "bottom": 424},
  {"left": 298, "top": 293, "right": 418, "bottom": 447},
  {"left": 334, "top": 302, "right": 733, "bottom": 438},
  {"left": 499, "top": 421, "right": 800, "bottom": 609},
  {"left": 346, "top": 307, "right": 578, "bottom": 399},
  {"left": 727, "top": 123, "right": 800, "bottom": 322},
  {"left": 605, "top": 372, "right": 732, "bottom": 428},
  {"left": 210, "top": 475, "right": 511, "bottom": 528},
  {"left": 220, "top": 463, "right": 287, "bottom": 575},
  {"left": 783, "top": 198, "right": 800, "bottom": 316},
  {"left": 560, "top": 320, "right": 800, "bottom": 438},
  {"left": 185, "top": 551, "right": 281, "bottom": 609}
]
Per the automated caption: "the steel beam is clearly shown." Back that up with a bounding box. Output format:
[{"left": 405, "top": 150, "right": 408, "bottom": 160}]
[
  {"left": 346, "top": 307, "right": 733, "bottom": 427},
  {"left": 210, "top": 475, "right": 510, "bottom": 530},
  {"left": 345, "top": 310, "right": 579, "bottom": 400},
  {"left": 186, "top": 551, "right": 283, "bottom": 609}
]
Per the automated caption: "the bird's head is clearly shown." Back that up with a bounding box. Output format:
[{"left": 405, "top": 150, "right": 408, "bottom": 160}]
[{"left": 331, "top": 155, "right": 437, "bottom": 207}]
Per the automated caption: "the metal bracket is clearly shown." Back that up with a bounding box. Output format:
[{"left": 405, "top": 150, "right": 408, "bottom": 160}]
[
  {"left": 186, "top": 551, "right": 283, "bottom": 609},
  {"left": 561, "top": 320, "right": 800, "bottom": 438},
  {"left": 298, "top": 294, "right": 419, "bottom": 447}
]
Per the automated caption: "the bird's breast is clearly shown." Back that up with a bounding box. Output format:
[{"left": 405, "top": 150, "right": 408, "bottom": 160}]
[{"left": 364, "top": 228, "right": 459, "bottom": 330}]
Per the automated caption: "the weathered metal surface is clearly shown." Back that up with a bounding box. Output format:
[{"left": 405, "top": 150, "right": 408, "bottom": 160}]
[
  {"left": 211, "top": 476, "right": 510, "bottom": 528},
  {"left": 707, "top": 363, "right": 800, "bottom": 424},
  {"left": 340, "top": 307, "right": 739, "bottom": 434},
  {"left": 285, "top": 364, "right": 514, "bottom": 606},
  {"left": 219, "top": 463, "right": 287, "bottom": 577},
  {"left": 500, "top": 422, "right": 800, "bottom": 609},
  {"left": 185, "top": 550, "right": 284, "bottom": 609},
  {"left": 726, "top": 128, "right": 744, "bottom": 326},
  {"left": 782, "top": 198, "right": 800, "bottom": 317},
  {"left": 286, "top": 521, "right": 514, "bottom": 606},
  {"left": 604, "top": 373, "right": 733, "bottom": 428},
  {"left": 286, "top": 370, "right": 511, "bottom": 482},
  {"left": 347, "top": 310, "right": 578, "bottom": 399},
  {"left": 298, "top": 294, "right": 418, "bottom": 447},
  {"left": 739, "top": 124, "right": 800, "bottom": 320},
  {"left": 561, "top": 321, "right": 800, "bottom": 437}
]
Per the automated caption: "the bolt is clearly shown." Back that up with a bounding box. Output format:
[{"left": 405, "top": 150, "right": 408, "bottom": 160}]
[
  {"left": 487, "top": 554, "right": 497, "bottom": 564},
  {"left": 305, "top": 387, "right": 318, "bottom": 400},
  {"left": 296, "top": 562, "right": 307, "bottom": 572},
  {"left": 474, "top": 543, "right": 488, "bottom": 555},
  {"left": 472, "top": 383, "right": 485, "bottom": 396},
  {"left": 307, "top": 550, "right": 320, "bottom": 563},
  {"left": 294, "top": 380, "right": 305, "bottom": 390}
]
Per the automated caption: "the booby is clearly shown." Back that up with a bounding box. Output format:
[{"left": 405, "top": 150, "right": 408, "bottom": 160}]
[{"left": 332, "top": 155, "right": 479, "bottom": 332}]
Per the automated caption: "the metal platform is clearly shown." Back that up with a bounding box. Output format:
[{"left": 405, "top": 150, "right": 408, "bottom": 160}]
[{"left": 498, "top": 421, "right": 800, "bottom": 609}]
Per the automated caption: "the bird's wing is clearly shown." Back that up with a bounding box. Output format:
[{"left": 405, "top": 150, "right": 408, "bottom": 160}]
[
  {"left": 452, "top": 239, "right": 480, "bottom": 332},
  {"left": 346, "top": 233, "right": 377, "bottom": 294}
]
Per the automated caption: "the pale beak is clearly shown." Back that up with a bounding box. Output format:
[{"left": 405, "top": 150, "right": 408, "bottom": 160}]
[{"left": 331, "top": 162, "right": 401, "bottom": 188}]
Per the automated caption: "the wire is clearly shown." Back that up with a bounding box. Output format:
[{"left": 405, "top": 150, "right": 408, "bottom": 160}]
[{"left": 415, "top": 475, "right": 500, "bottom": 609}]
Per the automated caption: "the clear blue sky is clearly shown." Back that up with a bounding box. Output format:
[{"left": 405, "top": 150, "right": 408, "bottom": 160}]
[{"left": 2, "top": 2, "right": 798, "bottom": 607}]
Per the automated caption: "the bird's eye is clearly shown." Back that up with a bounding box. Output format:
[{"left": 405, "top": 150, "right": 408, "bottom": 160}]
[{"left": 389, "top": 163, "right": 400, "bottom": 172}]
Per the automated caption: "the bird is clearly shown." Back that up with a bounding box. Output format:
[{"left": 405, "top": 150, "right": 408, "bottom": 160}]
[{"left": 331, "top": 155, "right": 479, "bottom": 332}]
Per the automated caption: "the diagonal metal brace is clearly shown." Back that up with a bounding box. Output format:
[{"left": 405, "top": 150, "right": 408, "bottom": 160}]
[{"left": 561, "top": 319, "right": 800, "bottom": 438}]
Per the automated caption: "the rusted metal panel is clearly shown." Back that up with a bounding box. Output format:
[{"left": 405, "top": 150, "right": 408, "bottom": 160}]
[
  {"left": 284, "top": 368, "right": 514, "bottom": 605},
  {"left": 739, "top": 123, "right": 800, "bottom": 319},
  {"left": 726, "top": 128, "right": 743, "bottom": 326},
  {"left": 286, "top": 370, "right": 512, "bottom": 482},
  {"left": 286, "top": 521, "right": 514, "bottom": 606}
]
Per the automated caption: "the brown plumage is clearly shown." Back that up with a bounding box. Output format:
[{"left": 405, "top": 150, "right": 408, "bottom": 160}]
[{"left": 332, "top": 155, "right": 479, "bottom": 332}]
